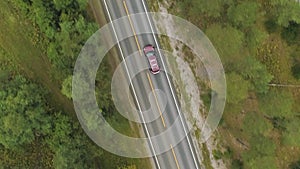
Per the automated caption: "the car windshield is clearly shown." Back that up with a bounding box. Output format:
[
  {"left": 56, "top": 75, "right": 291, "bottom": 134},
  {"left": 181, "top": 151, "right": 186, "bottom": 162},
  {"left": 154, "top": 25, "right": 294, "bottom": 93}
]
[{"left": 146, "top": 51, "right": 155, "bottom": 57}]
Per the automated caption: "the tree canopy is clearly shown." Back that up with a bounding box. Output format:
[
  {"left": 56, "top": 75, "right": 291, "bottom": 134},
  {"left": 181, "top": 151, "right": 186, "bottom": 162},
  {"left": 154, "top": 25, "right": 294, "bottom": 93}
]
[
  {"left": 269, "top": 0, "right": 300, "bottom": 27},
  {"left": 47, "top": 113, "right": 102, "bottom": 169},
  {"left": 228, "top": 1, "right": 260, "bottom": 29},
  {"left": 226, "top": 72, "right": 249, "bottom": 104},
  {"left": 243, "top": 155, "right": 277, "bottom": 169},
  {"left": 187, "top": 0, "right": 231, "bottom": 18},
  {"left": 61, "top": 75, "right": 72, "bottom": 99},
  {"left": 172, "top": 0, "right": 300, "bottom": 168},
  {"left": 242, "top": 112, "right": 272, "bottom": 137},
  {"left": 0, "top": 75, "right": 51, "bottom": 149},
  {"left": 282, "top": 118, "right": 300, "bottom": 146},
  {"left": 242, "top": 135, "right": 276, "bottom": 169},
  {"left": 292, "top": 60, "right": 300, "bottom": 79},
  {"left": 245, "top": 27, "right": 268, "bottom": 55},
  {"left": 206, "top": 24, "right": 244, "bottom": 66},
  {"left": 258, "top": 89, "right": 293, "bottom": 118},
  {"left": 237, "top": 56, "right": 273, "bottom": 93}
]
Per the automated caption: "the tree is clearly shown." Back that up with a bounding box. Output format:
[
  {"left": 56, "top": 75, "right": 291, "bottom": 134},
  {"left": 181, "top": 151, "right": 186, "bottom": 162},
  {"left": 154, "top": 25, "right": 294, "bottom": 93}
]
[
  {"left": 282, "top": 118, "right": 300, "bottom": 146},
  {"left": 237, "top": 56, "right": 273, "bottom": 93},
  {"left": 242, "top": 112, "right": 272, "bottom": 136},
  {"left": 118, "top": 165, "right": 137, "bottom": 169},
  {"left": 281, "top": 21, "right": 300, "bottom": 45},
  {"left": 242, "top": 135, "right": 277, "bottom": 169},
  {"left": 186, "top": 0, "right": 232, "bottom": 18},
  {"left": 47, "top": 113, "right": 102, "bottom": 169},
  {"left": 77, "top": 0, "right": 89, "bottom": 11},
  {"left": 82, "top": 109, "right": 103, "bottom": 131},
  {"left": 228, "top": 2, "right": 260, "bottom": 29},
  {"left": 258, "top": 88, "right": 293, "bottom": 118},
  {"left": 61, "top": 75, "right": 72, "bottom": 99},
  {"left": 245, "top": 27, "right": 268, "bottom": 55},
  {"left": 290, "top": 160, "right": 300, "bottom": 169},
  {"left": 0, "top": 75, "right": 51, "bottom": 149},
  {"left": 226, "top": 72, "right": 249, "bottom": 104},
  {"left": 95, "top": 58, "right": 114, "bottom": 115},
  {"left": 243, "top": 155, "right": 277, "bottom": 169},
  {"left": 53, "top": 0, "right": 73, "bottom": 10},
  {"left": 269, "top": 0, "right": 300, "bottom": 27},
  {"left": 25, "top": 0, "right": 98, "bottom": 81},
  {"left": 31, "top": 0, "right": 57, "bottom": 39},
  {"left": 0, "top": 112, "right": 34, "bottom": 149},
  {"left": 292, "top": 60, "right": 300, "bottom": 79},
  {"left": 231, "top": 159, "right": 243, "bottom": 169},
  {"left": 206, "top": 24, "right": 244, "bottom": 66},
  {"left": 249, "top": 135, "right": 276, "bottom": 156},
  {"left": 257, "top": 36, "right": 291, "bottom": 83}
]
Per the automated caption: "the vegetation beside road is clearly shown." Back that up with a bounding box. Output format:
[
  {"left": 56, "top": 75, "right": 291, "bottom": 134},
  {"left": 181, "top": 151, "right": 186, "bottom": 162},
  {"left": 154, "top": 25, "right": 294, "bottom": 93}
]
[
  {"left": 0, "top": 0, "right": 150, "bottom": 168},
  {"left": 164, "top": 0, "right": 300, "bottom": 168}
]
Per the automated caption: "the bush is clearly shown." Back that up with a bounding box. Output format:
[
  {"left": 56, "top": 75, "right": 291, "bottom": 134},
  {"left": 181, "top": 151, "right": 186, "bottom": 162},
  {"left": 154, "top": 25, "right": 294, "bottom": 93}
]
[
  {"left": 281, "top": 21, "right": 300, "bottom": 45},
  {"left": 292, "top": 61, "right": 300, "bottom": 79},
  {"left": 290, "top": 160, "right": 300, "bottom": 169}
]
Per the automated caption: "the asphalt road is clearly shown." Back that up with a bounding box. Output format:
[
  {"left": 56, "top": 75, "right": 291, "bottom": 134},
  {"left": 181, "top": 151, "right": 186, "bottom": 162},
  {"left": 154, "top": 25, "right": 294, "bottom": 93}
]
[{"left": 101, "top": 0, "right": 201, "bottom": 168}]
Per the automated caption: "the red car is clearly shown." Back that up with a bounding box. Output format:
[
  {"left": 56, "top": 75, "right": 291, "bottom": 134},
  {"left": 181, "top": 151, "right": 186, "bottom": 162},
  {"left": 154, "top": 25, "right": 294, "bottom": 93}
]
[{"left": 143, "top": 45, "right": 160, "bottom": 74}]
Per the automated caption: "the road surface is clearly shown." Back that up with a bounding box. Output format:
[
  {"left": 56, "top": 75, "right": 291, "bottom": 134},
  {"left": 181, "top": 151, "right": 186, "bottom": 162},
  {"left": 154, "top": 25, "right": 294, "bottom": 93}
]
[{"left": 101, "top": 0, "right": 201, "bottom": 168}]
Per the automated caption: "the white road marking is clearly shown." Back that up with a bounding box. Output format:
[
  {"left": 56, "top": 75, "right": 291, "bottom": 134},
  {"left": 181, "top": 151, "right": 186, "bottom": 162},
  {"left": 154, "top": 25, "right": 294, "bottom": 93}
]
[
  {"left": 102, "top": 1, "right": 161, "bottom": 168},
  {"left": 140, "top": 0, "right": 200, "bottom": 168}
]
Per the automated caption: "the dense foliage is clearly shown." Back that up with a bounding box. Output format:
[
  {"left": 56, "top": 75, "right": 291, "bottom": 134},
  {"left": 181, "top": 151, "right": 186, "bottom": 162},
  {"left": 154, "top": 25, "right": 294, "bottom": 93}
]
[
  {"left": 13, "top": 0, "right": 98, "bottom": 81},
  {"left": 0, "top": 75, "right": 50, "bottom": 150},
  {"left": 0, "top": 0, "right": 133, "bottom": 168},
  {"left": 172, "top": 0, "right": 300, "bottom": 168},
  {"left": 0, "top": 74, "right": 102, "bottom": 168}
]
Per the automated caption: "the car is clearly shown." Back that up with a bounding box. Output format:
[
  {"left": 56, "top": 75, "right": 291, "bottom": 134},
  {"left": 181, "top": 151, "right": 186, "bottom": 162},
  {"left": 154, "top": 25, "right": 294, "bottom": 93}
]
[{"left": 143, "top": 44, "right": 160, "bottom": 74}]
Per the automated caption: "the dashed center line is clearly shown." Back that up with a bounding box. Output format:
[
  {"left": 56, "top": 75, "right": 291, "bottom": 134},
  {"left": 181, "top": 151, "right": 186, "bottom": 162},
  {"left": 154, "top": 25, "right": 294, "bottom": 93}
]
[
  {"left": 170, "top": 144, "right": 181, "bottom": 169},
  {"left": 147, "top": 72, "right": 166, "bottom": 127},
  {"left": 123, "top": 0, "right": 166, "bottom": 128},
  {"left": 123, "top": 0, "right": 142, "bottom": 56}
]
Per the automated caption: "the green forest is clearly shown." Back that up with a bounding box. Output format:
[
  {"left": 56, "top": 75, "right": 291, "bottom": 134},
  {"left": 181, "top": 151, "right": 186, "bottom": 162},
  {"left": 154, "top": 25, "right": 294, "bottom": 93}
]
[{"left": 166, "top": 0, "right": 300, "bottom": 168}]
